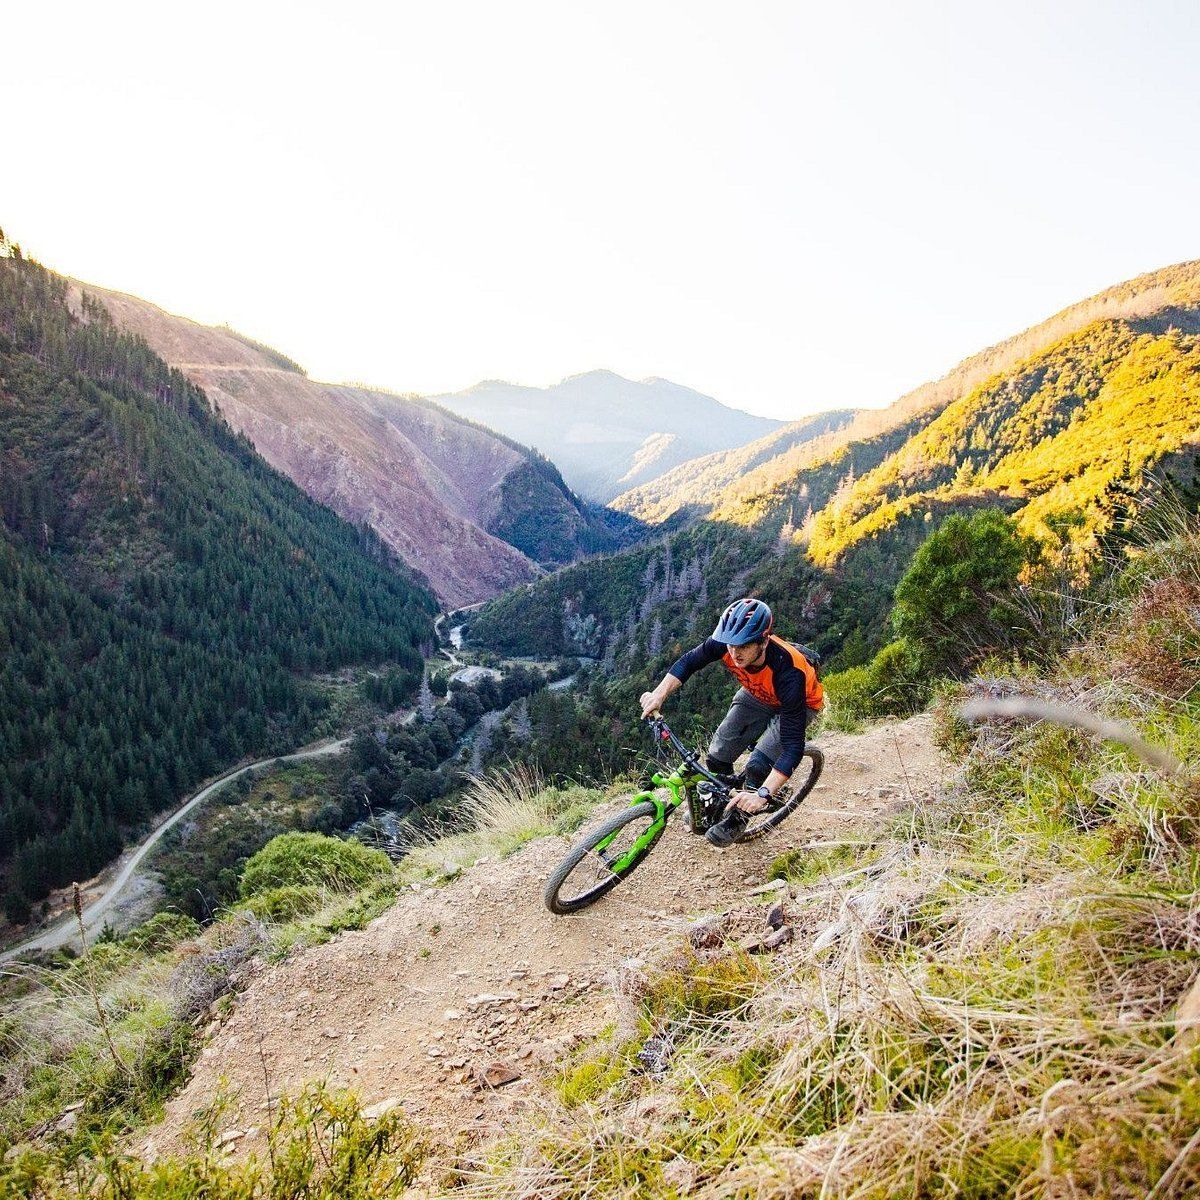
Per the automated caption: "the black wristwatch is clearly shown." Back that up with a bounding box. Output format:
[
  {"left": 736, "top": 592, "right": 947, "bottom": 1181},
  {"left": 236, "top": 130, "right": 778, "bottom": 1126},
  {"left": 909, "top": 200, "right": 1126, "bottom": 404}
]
[{"left": 756, "top": 785, "right": 773, "bottom": 800}]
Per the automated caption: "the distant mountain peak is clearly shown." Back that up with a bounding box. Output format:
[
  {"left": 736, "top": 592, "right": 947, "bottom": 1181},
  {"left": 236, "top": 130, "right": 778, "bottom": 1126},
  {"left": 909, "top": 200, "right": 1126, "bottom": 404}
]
[
  {"left": 431, "top": 373, "right": 782, "bottom": 501},
  {"left": 559, "top": 368, "right": 628, "bottom": 385}
]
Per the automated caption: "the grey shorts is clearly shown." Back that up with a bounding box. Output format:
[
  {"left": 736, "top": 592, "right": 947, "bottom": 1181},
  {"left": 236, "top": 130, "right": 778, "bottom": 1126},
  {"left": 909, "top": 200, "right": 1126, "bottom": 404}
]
[{"left": 708, "top": 688, "right": 822, "bottom": 769}]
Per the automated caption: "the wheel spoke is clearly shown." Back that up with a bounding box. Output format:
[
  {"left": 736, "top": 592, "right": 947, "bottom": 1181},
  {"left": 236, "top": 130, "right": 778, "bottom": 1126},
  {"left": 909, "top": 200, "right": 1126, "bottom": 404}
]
[{"left": 545, "top": 802, "right": 663, "bottom": 912}]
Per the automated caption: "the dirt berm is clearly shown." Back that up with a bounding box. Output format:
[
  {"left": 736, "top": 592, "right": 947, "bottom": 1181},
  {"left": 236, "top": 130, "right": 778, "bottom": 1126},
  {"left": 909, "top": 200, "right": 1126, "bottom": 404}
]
[{"left": 141, "top": 715, "right": 941, "bottom": 1165}]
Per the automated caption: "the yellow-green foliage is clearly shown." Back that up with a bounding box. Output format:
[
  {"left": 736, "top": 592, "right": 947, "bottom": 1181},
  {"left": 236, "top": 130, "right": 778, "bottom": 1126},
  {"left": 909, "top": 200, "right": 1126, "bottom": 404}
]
[
  {"left": 3, "top": 1085, "right": 424, "bottom": 1199},
  {"left": 768, "top": 839, "right": 866, "bottom": 885},
  {"left": 120, "top": 912, "right": 200, "bottom": 955},
  {"left": 631, "top": 262, "right": 1200, "bottom": 535},
  {"left": 238, "top": 832, "right": 392, "bottom": 898},
  {"left": 643, "top": 951, "right": 767, "bottom": 1023},
  {"left": 808, "top": 317, "right": 1200, "bottom": 570}
]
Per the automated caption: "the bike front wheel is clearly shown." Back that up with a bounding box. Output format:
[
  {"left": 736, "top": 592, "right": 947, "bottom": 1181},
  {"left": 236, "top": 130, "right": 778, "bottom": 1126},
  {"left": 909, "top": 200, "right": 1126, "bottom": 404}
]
[
  {"left": 543, "top": 801, "right": 664, "bottom": 915},
  {"left": 734, "top": 745, "right": 825, "bottom": 844}
]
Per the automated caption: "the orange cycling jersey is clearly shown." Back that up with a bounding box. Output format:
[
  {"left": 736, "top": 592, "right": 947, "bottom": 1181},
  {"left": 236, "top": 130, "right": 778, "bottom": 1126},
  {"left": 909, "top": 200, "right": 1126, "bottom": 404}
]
[
  {"left": 668, "top": 633, "right": 823, "bottom": 779},
  {"left": 721, "top": 635, "right": 824, "bottom": 711}
]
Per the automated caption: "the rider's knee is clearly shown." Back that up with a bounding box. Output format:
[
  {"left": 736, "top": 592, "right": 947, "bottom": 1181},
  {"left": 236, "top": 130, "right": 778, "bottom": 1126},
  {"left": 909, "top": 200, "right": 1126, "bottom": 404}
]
[
  {"left": 744, "top": 750, "right": 772, "bottom": 788},
  {"left": 705, "top": 755, "right": 735, "bottom": 777}
]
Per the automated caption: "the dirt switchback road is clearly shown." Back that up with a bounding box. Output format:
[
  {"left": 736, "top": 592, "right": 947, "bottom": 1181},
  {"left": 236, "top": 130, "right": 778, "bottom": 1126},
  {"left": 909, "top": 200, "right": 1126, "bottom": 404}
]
[
  {"left": 143, "top": 715, "right": 941, "bottom": 1162},
  {"left": 0, "top": 740, "right": 350, "bottom": 965}
]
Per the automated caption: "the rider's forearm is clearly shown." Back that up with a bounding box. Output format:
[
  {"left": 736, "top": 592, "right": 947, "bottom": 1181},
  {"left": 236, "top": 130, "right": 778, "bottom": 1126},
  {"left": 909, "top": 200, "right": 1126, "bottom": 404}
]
[
  {"left": 651, "top": 674, "right": 682, "bottom": 707},
  {"left": 761, "top": 767, "right": 790, "bottom": 796}
]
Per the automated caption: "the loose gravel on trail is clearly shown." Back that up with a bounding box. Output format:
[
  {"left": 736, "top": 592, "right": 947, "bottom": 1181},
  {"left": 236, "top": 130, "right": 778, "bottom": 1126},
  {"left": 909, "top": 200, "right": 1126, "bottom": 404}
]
[{"left": 142, "top": 714, "right": 941, "bottom": 1163}]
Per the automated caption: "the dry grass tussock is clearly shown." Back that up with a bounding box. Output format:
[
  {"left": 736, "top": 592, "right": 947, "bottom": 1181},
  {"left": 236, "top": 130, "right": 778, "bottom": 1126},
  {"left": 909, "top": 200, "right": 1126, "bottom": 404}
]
[
  {"left": 453, "top": 681, "right": 1200, "bottom": 1198},
  {"left": 1094, "top": 501, "right": 1200, "bottom": 701},
  {"left": 0, "top": 913, "right": 266, "bottom": 1143},
  {"left": 400, "top": 765, "right": 609, "bottom": 876}
]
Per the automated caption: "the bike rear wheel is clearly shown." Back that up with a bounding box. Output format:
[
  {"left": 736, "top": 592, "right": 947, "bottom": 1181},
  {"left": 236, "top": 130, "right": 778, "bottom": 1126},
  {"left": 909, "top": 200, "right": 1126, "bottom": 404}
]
[
  {"left": 543, "top": 801, "right": 664, "bottom": 915},
  {"left": 734, "top": 745, "right": 824, "bottom": 843}
]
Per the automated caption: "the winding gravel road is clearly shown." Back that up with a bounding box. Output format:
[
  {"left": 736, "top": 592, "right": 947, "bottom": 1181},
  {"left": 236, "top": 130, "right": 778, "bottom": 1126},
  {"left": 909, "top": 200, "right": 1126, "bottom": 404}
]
[{"left": 0, "top": 739, "right": 350, "bottom": 965}]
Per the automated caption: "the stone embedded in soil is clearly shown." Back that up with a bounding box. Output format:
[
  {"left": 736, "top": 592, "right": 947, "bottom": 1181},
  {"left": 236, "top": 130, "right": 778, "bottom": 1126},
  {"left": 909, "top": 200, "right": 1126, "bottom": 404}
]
[
  {"left": 763, "top": 925, "right": 794, "bottom": 950},
  {"left": 476, "top": 1060, "right": 522, "bottom": 1088},
  {"left": 467, "top": 992, "right": 518, "bottom": 1007},
  {"left": 766, "top": 901, "right": 786, "bottom": 930},
  {"left": 362, "top": 1097, "right": 402, "bottom": 1121},
  {"left": 689, "top": 915, "right": 728, "bottom": 949},
  {"left": 748, "top": 879, "right": 787, "bottom": 896},
  {"left": 53, "top": 1110, "right": 80, "bottom": 1135}
]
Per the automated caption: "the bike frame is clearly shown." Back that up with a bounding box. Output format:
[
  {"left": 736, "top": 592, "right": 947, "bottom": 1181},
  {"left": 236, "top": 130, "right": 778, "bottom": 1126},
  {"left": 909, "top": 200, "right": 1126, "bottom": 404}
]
[{"left": 591, "top": 717, "right": 727, "bottom": 870}]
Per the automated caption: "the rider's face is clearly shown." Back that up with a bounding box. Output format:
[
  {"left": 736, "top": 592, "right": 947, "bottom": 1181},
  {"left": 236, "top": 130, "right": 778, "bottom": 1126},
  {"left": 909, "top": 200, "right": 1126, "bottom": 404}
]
[{"left": 728, "top": 638, "right": 768, "bottom": 669}]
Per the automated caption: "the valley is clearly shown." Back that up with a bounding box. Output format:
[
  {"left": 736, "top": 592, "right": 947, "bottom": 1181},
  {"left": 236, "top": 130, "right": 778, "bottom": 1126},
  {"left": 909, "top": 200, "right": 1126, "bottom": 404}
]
[{"left": 4, "top": 238, "right": 1200, "bottom": 1198}]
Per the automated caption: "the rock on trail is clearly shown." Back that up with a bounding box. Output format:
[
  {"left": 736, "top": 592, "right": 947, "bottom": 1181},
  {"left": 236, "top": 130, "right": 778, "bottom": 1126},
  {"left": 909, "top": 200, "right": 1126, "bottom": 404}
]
[{"left": 146, "top": 714, "right": 940, "bottom": 1157}]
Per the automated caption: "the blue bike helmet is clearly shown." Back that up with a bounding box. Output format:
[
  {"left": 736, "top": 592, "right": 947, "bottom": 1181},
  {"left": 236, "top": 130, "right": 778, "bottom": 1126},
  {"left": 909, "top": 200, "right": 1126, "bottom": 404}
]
[{"left": 712, "top": 598, "right": 774, "bottom": 645}]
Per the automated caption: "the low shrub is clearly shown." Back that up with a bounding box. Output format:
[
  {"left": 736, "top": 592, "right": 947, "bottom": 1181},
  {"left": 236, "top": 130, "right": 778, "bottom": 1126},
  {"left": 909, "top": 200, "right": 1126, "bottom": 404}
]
[
  {"left": 239, "top": 832, "right": 391, "bottom": 899},
  {"left": 2, "top": 1084, "right": 425, "bottom": 1199},
  {"left": 238, "top": 883, "right": 326, "bottom": 923},
  {"left": 122, "top": 912, "right": 200, "bottom": 955},
  {"left": 823, "top": 638, "right": 932, "bottom": 727}
]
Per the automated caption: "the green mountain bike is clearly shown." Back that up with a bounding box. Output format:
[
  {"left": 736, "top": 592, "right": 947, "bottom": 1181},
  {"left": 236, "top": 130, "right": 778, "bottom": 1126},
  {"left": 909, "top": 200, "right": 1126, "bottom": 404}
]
[{"left": 543, "top": 715, "right": 824, "bottom": 915}]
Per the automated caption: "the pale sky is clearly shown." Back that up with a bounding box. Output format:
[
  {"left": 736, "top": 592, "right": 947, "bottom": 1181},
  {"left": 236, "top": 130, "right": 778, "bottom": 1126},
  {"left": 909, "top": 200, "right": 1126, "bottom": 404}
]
[{"left": 5, "top": 1, "right": 1199, "bottom": 420}]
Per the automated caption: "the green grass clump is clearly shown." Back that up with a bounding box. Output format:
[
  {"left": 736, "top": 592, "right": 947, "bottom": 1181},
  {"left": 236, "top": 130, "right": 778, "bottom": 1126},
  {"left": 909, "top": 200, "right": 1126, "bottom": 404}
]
[
  {"left": 556, "top": 1040, "right": 644, "bottom": 1109},
  {"left": 644, "top": 952, "right": 766, "bottom": 1023},
  {"left": 238, "top": 883, "right": 326, "bottom": 923},
  {"left": 768, "top": 840, "right": 867, "bottom": 885},
  {"left": 2, "top": 1084, "right": 425, "bottom": 1199},
  {"left": 239, "top": 831, "right": 392, "bottom": 898}
]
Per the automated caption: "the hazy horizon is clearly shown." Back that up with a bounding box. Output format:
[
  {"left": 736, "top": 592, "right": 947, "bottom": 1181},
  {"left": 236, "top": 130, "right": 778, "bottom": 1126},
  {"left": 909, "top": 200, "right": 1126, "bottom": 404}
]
[{"left": 6, "top": 1, "right": 1200, "bottom": 421}]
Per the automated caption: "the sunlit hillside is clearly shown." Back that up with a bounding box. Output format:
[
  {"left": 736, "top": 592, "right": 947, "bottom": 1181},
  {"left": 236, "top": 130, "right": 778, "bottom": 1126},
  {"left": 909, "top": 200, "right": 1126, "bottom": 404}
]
[{"left": 615, "top": 261, "right": 1200, "bottom": 541}]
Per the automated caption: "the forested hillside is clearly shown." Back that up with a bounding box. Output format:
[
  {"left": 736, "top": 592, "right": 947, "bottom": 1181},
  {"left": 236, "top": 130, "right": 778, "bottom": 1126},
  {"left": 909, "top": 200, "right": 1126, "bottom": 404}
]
[
  {"left": 465, "top": 260, "right": 1200, "bottom": 748},
  {"left": 92, "top": 286, "right": 637, "bottom": 606},
  {"left": 808, "top": 317, "right": 1200, "bottom": 568},
  {"left": 0, "top": 239, "right": 436, "bottom": 916},
  {"left": 610, "top": 408, "right": 857, "bottom": 526}
]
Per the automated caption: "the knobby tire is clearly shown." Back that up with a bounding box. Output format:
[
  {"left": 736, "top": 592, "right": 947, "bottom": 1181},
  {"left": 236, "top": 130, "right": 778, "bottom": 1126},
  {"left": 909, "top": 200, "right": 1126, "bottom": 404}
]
[
  {"left": 734, "top": 745, "right": 825, "bottom": 843},
  {"left": 543, "top": 801, "right": 663, "bottom": 915}
]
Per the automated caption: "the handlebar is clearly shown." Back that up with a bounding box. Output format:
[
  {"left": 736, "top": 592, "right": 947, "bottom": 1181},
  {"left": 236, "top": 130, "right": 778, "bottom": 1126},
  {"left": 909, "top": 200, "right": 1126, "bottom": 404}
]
[{"left": 643, "top": 715, "right": 731, "bottom": 792}]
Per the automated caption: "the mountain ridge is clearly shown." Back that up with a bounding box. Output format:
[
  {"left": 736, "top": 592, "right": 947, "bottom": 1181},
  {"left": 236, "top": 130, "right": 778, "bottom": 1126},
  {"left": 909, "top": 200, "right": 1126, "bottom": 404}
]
[
  {"left": 615, "top": 260, "right": 1200, "bottom": 539},
  {"left": 85, "top": 286, "right": 634, "bottom": 605},
  {"left": 429, "top": 370, "right": 784, "bottom": 501}
]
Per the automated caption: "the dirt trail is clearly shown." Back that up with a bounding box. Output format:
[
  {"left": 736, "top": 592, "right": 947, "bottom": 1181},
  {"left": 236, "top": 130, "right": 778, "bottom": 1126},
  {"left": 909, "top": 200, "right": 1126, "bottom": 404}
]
[{"left": 143, "top": 715, "right": 941, "bottom": 1160}]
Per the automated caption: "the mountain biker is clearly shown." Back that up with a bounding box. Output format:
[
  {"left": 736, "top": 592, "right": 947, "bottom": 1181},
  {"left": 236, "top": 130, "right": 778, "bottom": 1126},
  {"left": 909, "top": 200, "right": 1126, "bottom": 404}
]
[{"left": 638, "top": 598, "right": 824, "bottom": 847}]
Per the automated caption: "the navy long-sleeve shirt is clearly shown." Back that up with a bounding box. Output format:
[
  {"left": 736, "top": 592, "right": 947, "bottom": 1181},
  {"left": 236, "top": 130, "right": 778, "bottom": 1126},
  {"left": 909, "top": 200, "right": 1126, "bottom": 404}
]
[{"left": 668, "top": 635, "right": 822, "bottom": 777}]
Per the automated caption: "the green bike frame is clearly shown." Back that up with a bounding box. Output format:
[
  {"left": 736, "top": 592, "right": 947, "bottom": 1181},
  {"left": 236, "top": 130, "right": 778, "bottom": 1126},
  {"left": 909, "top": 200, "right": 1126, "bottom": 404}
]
[{"left": 593, "top": 766, "right": 709, "bottom": 872}]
